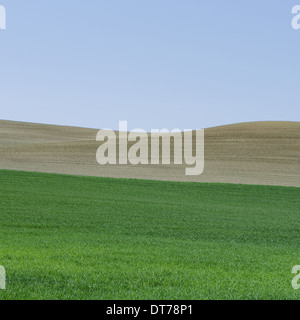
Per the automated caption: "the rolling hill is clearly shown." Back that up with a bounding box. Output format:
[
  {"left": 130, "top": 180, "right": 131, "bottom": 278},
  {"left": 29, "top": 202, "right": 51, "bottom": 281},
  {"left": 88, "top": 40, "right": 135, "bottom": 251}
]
[
  {"left": 0, "top": 120, "right": 299, "bottom": 299},
  {"left": 0, "top": 170, "right": 299, "bottom": 299},
  {"left": 0, "top": 120, "right": 299, "bottom": 187}
]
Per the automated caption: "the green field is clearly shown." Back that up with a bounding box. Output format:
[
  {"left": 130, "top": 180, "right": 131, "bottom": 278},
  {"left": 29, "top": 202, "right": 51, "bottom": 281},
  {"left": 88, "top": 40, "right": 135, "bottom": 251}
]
[{"left": 0, "top": 170, "right": 299, "bottom": 300}]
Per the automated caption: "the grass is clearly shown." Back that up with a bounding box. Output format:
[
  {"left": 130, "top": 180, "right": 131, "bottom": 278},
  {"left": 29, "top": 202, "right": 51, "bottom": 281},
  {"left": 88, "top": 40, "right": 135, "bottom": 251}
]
[{"left": 0, "top": 169, "right": 299, "bottom": 300}]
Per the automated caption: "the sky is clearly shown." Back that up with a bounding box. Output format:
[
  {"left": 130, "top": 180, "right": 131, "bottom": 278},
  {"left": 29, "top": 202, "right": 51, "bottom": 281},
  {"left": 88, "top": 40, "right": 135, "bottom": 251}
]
[{"left": 0, "top": 0, "right": 299, "bottom": 131}]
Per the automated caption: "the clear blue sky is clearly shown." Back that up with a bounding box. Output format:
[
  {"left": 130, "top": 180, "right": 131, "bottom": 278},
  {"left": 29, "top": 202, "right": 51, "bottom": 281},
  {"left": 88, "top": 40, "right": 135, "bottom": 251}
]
[{"left": 0, "top": 0, "right": 299, "bottom": 130}]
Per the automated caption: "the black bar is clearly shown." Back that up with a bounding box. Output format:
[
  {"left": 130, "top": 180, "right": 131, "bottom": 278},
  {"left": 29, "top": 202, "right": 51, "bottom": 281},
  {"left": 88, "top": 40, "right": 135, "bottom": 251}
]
[{"left": 0, "top": 300, "right": 296, "bottom": 318}]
